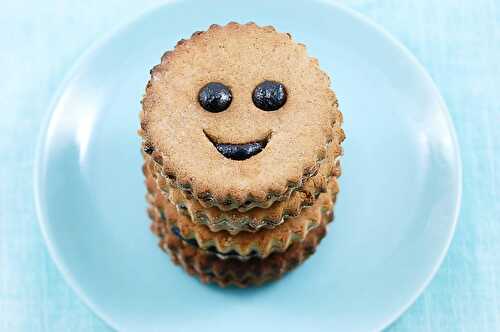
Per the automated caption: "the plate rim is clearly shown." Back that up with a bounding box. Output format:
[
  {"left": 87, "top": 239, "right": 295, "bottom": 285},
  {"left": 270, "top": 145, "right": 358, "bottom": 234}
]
[{"left": 33, "top": 1, "right": 463, "bottom": 331}]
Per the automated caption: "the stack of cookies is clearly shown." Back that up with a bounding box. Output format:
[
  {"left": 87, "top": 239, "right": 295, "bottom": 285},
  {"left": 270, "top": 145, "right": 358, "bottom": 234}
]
[{"left": 139, "top": 23, "right": 344, "bottom": 287}]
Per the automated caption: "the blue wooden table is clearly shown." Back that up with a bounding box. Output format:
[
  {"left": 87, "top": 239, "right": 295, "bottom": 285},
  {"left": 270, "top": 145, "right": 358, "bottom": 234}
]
[{"left": 1, "top": 0, "right": 498, "bottom": 330}]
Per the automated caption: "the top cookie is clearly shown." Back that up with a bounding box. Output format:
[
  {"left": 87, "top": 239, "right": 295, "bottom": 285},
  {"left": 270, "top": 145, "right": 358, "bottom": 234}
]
[{"left": 140, "top": 22, "right": 343, "bottom": 211}]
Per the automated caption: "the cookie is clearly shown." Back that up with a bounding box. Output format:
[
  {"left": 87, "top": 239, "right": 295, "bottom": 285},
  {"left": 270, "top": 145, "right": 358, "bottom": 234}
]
[
  {"left": 146, "top": 169, "right": 335, "bottom": 259},
  {"left": 140, "top": 22, "right": 344, "bottom": 211},
  {"left": 152, "top": 214, "right": 328, "bottom": 287},
  {"left": 144, "top": 144, "right": 340, "bottom": 233}
]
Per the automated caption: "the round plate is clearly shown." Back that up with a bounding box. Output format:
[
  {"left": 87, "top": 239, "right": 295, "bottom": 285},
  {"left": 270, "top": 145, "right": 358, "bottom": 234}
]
[{"left": 34, "top": 1, "right": 462, "bottom": 331}]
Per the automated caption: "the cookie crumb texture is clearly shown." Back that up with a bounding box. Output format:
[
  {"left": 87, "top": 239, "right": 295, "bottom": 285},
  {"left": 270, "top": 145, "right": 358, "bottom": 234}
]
[{"left": 140, "top": 22, "right": 344, "bottom": 210}]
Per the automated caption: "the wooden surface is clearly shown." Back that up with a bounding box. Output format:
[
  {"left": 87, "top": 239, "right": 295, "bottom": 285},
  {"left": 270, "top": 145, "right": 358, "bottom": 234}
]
[{"left": 1, "top": 0, "right": 498, "bottom": 330}]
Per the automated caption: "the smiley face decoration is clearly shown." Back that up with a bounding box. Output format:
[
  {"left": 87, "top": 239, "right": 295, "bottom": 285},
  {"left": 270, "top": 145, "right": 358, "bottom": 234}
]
[{"left": 140, "top": 22, "right": 344, "bottom": 287}]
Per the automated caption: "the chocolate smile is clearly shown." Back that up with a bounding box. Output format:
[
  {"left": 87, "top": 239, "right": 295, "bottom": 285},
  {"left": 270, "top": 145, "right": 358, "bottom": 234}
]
[{"left": 204, "top": 130, "right": 271, "bottom": 161}]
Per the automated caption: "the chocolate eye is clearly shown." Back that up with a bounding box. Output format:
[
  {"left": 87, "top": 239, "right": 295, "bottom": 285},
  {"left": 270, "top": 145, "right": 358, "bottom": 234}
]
[
  {"left": 252, "top": 80, "right": 287, "bottom": 111},
  {"left": 198, "top": 82, "right": 232, "bottom": 113}
]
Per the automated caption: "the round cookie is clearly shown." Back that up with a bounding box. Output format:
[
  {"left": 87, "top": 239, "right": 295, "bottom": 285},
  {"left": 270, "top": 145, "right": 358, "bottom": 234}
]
[
  {"left": 146, "top": 169, "right": 335, "bottom": 259},
  {"left": 152, "top": 213, "right": 329, "bottom": 288},
  {"left": 140, "top": 22, "right": 344, "bottom": 211}
]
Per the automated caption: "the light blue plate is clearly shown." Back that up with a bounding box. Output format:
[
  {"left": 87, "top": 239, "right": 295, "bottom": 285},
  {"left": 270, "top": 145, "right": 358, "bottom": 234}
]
[{"left": 34, "top": 1, "right": 462, "bottom": 331}]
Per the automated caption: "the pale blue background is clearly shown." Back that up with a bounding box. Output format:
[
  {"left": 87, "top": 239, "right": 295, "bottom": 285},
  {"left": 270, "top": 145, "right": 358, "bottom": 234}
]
[{"left": 1, "top": 0, "right": 498, "bottom": 331}]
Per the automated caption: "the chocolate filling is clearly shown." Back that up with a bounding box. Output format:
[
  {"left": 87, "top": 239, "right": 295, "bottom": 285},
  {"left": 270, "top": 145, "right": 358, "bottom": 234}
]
[
  {"left": 170, "top": 226, "right": 259, "bottom": 260},
  {"left": 204, "top": 130, "right": 271, "bottom": 161}
]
